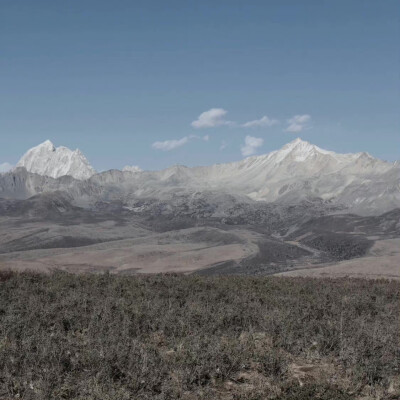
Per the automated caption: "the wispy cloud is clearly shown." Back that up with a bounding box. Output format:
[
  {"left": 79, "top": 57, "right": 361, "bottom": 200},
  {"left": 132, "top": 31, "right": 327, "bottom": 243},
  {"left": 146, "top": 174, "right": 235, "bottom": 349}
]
[
  {"left": 152, "top": 134, "right": 210, "bottom": 151},
  {"left": 285, "top": 114, "right": 311, "bottom": 132},
  {"left": 0, "top": 162, "right": 13, "bottom": 173},
  {"left": 241, "top": 135, "right": 264, "bottom": 157},
  {"left": 192, "top": 108, "right": 282, "bottom": 131},
  {"left": 242, "top": 115, "right": 279, "bottom": 128},
  {"left": 220, "top": 140, "right": 227, "bottom": 150},
  {"left": 152, "top": 137, "right": 189, "bottom": 151},
  {"left": 191, "top": 108, "right": 232, "bottom": 129}
]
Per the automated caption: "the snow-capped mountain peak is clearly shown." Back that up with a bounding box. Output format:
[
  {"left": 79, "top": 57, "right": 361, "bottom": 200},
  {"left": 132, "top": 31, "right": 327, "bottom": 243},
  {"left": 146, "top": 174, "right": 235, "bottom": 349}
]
[
  {"left": 275, "top": 138, "right": 333, "bottom": 162},
  {"left": 38, "top": 139, "right": 56, "bottom": 151},
  {"left": 17, "top": 140, "right": 96, "bottom": 180},
  {"left": 1, "top": 137, "right": 399, "bottom": 215}
]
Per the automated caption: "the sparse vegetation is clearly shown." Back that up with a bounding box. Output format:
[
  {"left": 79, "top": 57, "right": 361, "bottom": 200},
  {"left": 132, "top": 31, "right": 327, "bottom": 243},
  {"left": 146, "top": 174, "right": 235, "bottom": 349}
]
[
  {"left": 0, "top": 271, "right": 398, "bottom": 399},
  {"left": 300, "top": 232, "right": 372, "bottom": 261}
]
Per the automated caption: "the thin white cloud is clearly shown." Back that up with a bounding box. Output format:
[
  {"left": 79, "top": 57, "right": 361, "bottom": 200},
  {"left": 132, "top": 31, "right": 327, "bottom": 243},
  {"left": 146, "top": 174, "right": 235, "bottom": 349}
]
[
  {"left": 191, "top": 108, "right": 232, "bottom": 129},
  {"left": 190, "top": 134, "right": 211, "bottom": 141},
  {"left": 220, "top": 140, "right": 227, "bottom": 150},
  {"left": 152, "top": 137, "right": 189, "bottom": 151},
  {"left": 0, "top": 162, "right": 13, "bottom": 173},
  {"left": 285, "top": 114, "right": 311, "bottom": 133},
  {"left": 152, "top": 134, "right": 210, "bottom": 151},
  {"left": 241, "top": 135, "right": 264, "bottom": 157},
  {"left": 242, "top": 115, "right": 279, "bottom": 128}
]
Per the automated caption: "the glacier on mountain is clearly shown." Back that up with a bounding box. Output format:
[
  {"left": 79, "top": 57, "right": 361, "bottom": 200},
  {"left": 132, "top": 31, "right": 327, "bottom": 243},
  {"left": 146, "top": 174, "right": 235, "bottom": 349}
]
[{"left": 17, "top": 140, "right": 96, "bottom": 180}]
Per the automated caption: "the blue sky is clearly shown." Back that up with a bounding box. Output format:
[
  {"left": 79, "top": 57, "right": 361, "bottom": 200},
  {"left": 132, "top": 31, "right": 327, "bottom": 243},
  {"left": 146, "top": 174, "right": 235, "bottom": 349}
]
[{"left": 1, "top": 0, "right": 399, "bottom": 171}]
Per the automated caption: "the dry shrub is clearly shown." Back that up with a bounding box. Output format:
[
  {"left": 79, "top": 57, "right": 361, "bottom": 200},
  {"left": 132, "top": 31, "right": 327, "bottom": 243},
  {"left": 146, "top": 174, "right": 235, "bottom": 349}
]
[{"left": 0, "top": 272, "right": 398, "bottom": 399}]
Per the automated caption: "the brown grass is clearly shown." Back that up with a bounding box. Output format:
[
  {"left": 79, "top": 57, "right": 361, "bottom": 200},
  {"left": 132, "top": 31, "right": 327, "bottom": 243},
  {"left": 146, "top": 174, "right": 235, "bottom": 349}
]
[{"left": 0, "top": 271, "right": 398, "bottom": 399}]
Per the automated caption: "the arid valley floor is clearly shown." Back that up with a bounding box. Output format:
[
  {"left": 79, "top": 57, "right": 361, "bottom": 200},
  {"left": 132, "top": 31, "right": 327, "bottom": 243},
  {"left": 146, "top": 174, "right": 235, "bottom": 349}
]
[{"left": 0, "top": 194, "right": 399, "bottom": 279}]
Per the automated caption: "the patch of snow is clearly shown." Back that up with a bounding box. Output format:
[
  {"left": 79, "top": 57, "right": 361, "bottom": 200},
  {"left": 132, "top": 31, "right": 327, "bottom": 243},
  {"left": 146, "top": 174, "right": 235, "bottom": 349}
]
[
  {"left": 17, "top": 140, "right": 96, "bottom": 180},
  {"left": 122, "top": 165, "right": 142, "bottom": 173},
  {"left": 0, "top": 162, "right": 14, "bottom": 173}
]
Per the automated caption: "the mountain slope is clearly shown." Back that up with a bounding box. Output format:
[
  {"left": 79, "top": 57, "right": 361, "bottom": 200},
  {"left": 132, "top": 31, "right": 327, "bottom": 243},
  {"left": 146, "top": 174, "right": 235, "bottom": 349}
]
[
  {"left": 17, "top": 140, "right": 96, "bottom": 180},
  {"left": 1, "top": 138, "right": 399, "bottom": 215}
]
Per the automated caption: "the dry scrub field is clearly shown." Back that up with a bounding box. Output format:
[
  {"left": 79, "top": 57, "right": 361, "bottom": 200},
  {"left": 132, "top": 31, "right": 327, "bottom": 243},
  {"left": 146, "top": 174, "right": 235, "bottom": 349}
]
[{"left": 0, "top": 272, "right": 399, "bottom": 399}]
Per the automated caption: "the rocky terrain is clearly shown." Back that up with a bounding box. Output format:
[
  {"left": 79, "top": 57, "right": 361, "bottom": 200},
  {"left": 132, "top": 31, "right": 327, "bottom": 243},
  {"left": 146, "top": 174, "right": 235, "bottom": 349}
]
[{"left": 0, "top": 139, "right": 399, "bottom": 277}]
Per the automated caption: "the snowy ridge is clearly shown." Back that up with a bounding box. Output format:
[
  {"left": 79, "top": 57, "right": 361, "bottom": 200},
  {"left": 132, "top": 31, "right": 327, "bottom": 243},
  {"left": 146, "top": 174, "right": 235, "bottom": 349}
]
[
  {"left": 17, "top": 140, "right": 96, "bottom": 180},
  {"left": 0, "top": 163, "right": 13, "bottom": 174},
  {"left": 2, "top": 138, "right": 399, "bottom": 215},
  {"left": 123, "top": 165, "right": 142, "bottom": 173}
]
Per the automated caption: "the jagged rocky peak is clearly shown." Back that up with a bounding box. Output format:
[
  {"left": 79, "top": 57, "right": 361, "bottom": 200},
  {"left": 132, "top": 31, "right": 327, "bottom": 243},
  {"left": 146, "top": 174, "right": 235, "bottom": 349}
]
[
  {"left": 37, "top": 139, "right": 56, "bottom": 151},
  {"left": 17, "top": 140, "right": 96, "bottom": 180},
  {"left": 282, "top": 137, "right": 313, "bottom": 150},
  {"left": 276, "top": 138, "right": 333, "bottom": 161}
]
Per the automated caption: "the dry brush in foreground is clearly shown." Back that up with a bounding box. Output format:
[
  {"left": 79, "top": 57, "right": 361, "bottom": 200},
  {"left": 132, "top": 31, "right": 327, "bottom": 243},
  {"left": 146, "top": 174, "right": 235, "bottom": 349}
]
[{"left": 0, "top": 271, "right": 399, "bottom": 399}]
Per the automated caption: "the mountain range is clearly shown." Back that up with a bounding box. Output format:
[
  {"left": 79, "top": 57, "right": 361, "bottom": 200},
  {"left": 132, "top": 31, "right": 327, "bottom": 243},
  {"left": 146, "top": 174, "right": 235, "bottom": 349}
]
[
  {"left": 0, "top": 138, "right": 399, "bottom": 278},
  {"left": 1, "top": 138, "right": 399, "bottom": 215}
]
